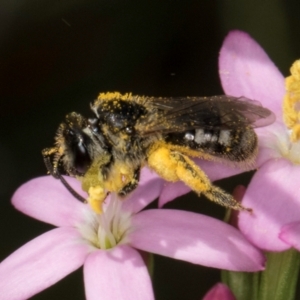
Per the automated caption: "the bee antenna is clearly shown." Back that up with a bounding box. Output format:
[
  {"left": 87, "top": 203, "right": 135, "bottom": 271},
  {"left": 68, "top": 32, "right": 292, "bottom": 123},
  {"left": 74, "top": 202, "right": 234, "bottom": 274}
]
[
  {"left": 42, "top": 148, "right": 87, "bottom": 203},
  {"left": 56, "top": 172, "right": 87, "bottom": 203}
]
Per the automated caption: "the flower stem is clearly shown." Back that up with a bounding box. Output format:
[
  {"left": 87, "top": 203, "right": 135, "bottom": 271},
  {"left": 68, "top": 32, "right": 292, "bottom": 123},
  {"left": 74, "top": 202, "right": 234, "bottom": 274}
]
[
  {"left": 258, "top": 249, "right": 300, "bottom": 300},
  {"left": 221, "top": 269, "right": 260, "bottom": 300},
  {"left": 222, "top": 249, "right": 300, "bottom": 300}
]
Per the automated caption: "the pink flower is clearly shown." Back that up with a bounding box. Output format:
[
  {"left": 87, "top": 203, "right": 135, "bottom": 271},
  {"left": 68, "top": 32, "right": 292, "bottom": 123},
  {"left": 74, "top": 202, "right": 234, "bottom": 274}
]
[
  {"left": 219, "top": 30, "right": 300, "bottom": 251},
  {"left": 0, "top": 168, "right": 264, "bottom": 299},
  {"left": 202, "top": 283, "right": 236, "bottom": 300}
]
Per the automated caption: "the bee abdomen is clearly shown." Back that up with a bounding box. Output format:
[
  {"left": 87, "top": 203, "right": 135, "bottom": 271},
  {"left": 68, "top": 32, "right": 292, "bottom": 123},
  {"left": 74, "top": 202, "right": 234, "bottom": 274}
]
[
  {"left": 196, "top": 128, "right": 258, "bottom": 162},
  {"left": 194, "top": 129, "right": 224, "bottom": 145},
  {"left": 166, "top": 128, "right": 257, "bottom": 162}
]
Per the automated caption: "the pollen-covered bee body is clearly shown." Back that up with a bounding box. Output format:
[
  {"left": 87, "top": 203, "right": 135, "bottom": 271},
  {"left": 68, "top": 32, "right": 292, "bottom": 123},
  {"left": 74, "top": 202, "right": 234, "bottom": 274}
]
[
  {"left": 89, "top": 95, "right": 160, "bottom": 185},
  {"left": 43, "top": 92, "right": 275, "bottom": 213},
  {"left": 90, "top": 94, "right": 157, "bottom": 163},
  {"left": 165, "top": 126, "right": 257, "bottom": 164}
]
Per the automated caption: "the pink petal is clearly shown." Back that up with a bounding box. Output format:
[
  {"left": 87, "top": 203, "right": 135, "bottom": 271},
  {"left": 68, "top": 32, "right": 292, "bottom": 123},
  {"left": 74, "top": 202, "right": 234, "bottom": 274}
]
[
  {"left": 238, "top": 159, "right": 300, "bottom": 251},
  {"left": 129, "top": 209, "right": 265, "bottom": 271},
  {"left": 159, "top": 181, "right": 190, "bottom": 207},
  {"left": 219, "top": 30, "right": 284, "bottom": 118},
  {"left": 279, "top": 222, "right": 300, "bottom": 251},
  {"left": 122, "top": 167, "right": 164, "bottom": 213},
  {"left": 159, "top": 159, "right": 242, "bottom": 207},
  {"left": 12, "top": 176, "right": 89, "bottom": 227},
  {"left": 84, "top": 245, "right": 154, "bottom": 300},
  {"left": 0, "top": 227, "right": 90, "bottom": 300},
  {"left": 203, "top": 283, "right": 236, "bottom": 300}
]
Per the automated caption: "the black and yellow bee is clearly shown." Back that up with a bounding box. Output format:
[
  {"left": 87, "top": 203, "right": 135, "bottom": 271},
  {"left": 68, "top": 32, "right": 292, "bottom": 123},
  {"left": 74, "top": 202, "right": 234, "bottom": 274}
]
[{"left": 43, "top": 92, "right": 275, "bottom": 213}]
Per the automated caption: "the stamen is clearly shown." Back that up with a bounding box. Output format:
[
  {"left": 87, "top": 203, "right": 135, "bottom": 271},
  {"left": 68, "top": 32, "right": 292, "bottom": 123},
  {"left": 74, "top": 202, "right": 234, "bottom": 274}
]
[
  {"left": 283, "top": 60, "right": 300, "bottom": 142},
  {"left": 111, "top": 200, "right": 121, "bottom": 238},
  {"left": 98, "top": 211, "right": 117, "bottom": 249},
  {"left": 78, "top": 193, "right": 132, "bottom": 250}
]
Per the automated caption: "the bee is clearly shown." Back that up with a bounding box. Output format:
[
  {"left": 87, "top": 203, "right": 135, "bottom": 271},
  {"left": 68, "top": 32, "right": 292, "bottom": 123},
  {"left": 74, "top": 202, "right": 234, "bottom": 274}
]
[{"left": 42, "top": 92, "right": 275, "bottom": 213}]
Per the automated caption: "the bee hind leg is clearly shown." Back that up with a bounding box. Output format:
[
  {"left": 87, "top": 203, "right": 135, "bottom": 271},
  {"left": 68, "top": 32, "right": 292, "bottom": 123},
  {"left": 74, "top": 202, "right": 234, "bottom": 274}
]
[{"left": 147, "top": 145, "right": 251, "bottom": 212}]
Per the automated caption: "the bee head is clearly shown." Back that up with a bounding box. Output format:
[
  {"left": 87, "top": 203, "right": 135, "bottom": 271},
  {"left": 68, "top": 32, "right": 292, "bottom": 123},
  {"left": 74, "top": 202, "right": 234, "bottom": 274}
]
[
  {"left": 55, "top": 113, "right": 91, "bottom": 175},
  {"left": 54, "top": 112, "right": 93, "bottom": 176},
  {"left": 43, "top": 111, "right": 111, "bottom": 180},
  {"left": 42, "top": 112, "right": 111, "bottom": 204}
]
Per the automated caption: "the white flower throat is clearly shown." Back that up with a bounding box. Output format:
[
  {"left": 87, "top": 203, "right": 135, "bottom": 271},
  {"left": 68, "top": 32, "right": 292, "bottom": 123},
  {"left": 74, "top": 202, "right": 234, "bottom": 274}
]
[
  {"left": 78, "top": 194, "right": 132, "bottom": 249},
  {"left": 276, "top": 128, "right": 300, "bottom": 164}
]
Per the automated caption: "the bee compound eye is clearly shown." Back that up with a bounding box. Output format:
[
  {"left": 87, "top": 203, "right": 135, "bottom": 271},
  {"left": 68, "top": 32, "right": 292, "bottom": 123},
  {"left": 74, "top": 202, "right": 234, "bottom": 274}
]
[{"left": 72, "top": 135, "right": 92, "bottom": 174}]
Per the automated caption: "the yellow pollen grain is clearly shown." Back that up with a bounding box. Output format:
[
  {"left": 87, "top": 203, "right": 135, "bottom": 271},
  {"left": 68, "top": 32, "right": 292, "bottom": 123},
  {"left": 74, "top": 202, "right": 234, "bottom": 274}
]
[
  {"left": 283, "top": 60, "right": 300, "bottom": 142},
  {"left": 97, "top": 92, "right": 132, "bottom": 101},
  {"left": 88, "top": 185, "right": 106, "bottom": 214}
]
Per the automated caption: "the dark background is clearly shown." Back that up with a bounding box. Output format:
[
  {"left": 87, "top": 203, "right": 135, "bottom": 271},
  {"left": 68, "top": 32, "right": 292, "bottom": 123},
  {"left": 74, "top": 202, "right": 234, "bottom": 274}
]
[{"left": 0, "top": 1, "right": 300, "bottom": 299}]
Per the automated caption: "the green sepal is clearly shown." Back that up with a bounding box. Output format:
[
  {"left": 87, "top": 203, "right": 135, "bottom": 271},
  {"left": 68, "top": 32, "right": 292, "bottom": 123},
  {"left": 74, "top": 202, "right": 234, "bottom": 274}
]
[
  {"left": 221, "top": 269, "right": 260, "bottom": 300},
  {"left": 258, "top": 249, "right": 300, "bottom": 300},
  {"left": 222, "top": 249, "right": 300, "bottom": 300}
]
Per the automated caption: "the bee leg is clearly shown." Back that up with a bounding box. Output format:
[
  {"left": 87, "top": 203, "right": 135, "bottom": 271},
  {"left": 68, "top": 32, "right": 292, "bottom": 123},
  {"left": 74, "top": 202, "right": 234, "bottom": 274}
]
[
  {"left": 148, "top": 146, "right": 251, "bottom": 212},
  {"left": 42, "top": 147, "right": 60, "bottom": 178},
  {"left": 118, "top": 169, "right": 140, "bottom": 197}
]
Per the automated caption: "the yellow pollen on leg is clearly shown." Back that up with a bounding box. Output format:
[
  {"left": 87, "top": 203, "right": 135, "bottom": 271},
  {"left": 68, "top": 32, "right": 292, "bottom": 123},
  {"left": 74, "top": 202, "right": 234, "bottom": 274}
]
[
  {"left": 283, "top": 60, "right": 300, "bottom": 142},
  {"left": 87, "top": 185, "right": 106, "bottom": 214}
]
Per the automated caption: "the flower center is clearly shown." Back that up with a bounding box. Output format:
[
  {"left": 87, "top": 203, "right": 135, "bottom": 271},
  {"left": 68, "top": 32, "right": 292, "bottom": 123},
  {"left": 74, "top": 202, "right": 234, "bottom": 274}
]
[
  {"left": 283, "top": 60, "right": 300, "bottom": 142},
  {"left": 276, "top": 131, "right": 300, "bottom": 164},
  {"left": 78, "top": 194, "right": 132, "bottom": 250}
]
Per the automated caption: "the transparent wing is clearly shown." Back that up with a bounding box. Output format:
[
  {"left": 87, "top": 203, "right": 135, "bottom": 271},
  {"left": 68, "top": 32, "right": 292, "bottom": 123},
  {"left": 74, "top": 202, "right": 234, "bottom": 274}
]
[{"left": 136, "top": 95, "right": 275, "bottom": 134}]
